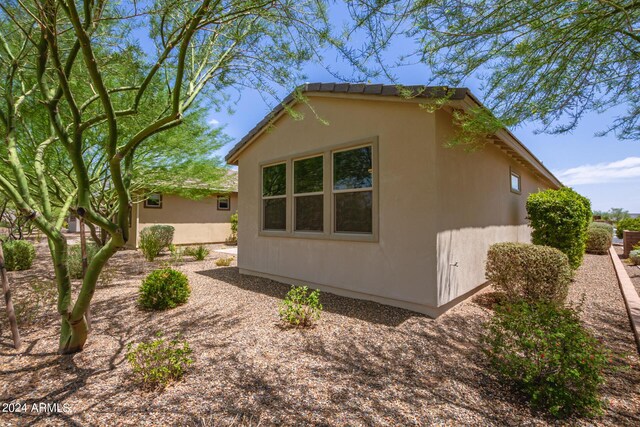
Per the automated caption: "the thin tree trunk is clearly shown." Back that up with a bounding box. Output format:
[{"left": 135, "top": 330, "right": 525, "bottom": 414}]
[
  {"left": 0, "top": 244, "right": 21, "bottom": 350},
  {"left": 79, "top": 219, "right": 91, "bottom": 332}
]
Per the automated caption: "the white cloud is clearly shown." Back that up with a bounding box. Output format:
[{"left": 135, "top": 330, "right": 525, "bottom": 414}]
[
  {"left": 207, "top": 118, "right": 220, "bottom": 125},
  {"left": 554, "top": 157, "right": 640, "bottom": 185}
]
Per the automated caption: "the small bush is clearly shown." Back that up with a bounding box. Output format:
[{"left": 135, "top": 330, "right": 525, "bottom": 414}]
[
  {"left": 485, "top": 242, "right": 572, "bottom": 304},
  {"left": 139, "top": 225, "right": 175, "bottom": 261},
  {"left": 226, "top": 211, "right": 238, "bottom": 245},
  {"left": 585, "top": 227, "right": 612, "bottom": 255},
  {"left": 527, "top": 188, "right": 591, "bottom": 269},
  {"left": 484, "top": 300, "right": 609, "bottom": 418},
  {"left": 279, "top": 285, "right": 322, "bottom": 327},
  {"left": 126, "top": 333, "right": 193, "bottom": 390},
  {"left": 2, "top": 240, "right": 36, "bottom": 271},
  {"left": 214, "top": 257, "right": 233, "bottom": 267},
  {"left": 629, "top": 250, "right": 640, "bottom": 266},
  {"left": 139, "top": 268, "right": 190, "bottom": 310},
  {"left": 616, "top": 217, "right": 640, "bottom": 239},
  {"left": 67, "top": 243, "right": 100, "bottom": 279},
  {"left": 184, "top": 245, "right": 209, "bottom": 261},
  {"left": 588, "top": 222, "right": 613, "bottom": 235}
]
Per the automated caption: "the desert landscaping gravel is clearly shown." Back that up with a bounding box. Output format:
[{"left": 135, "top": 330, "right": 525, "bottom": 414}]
[{"left": 1, "top": 241, "right": 639, "bottom": 426}]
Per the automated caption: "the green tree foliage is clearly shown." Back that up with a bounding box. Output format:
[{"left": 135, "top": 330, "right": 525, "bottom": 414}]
[
  {"left": 616, "top": 217, "right": 640, "bottom": 239},
  {"left": 0, "top": 0, "right": 347, "bottom": 353},
  {"left": 526, "top": 188, "right": 591, "bottom": 269},
  {"left": 349, "top": 0, "right": 640, "bottom": 140}
]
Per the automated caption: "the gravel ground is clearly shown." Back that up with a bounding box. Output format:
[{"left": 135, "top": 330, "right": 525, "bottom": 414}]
[{"left": 1, "top": 242, "right": 639, "bottom": 426}]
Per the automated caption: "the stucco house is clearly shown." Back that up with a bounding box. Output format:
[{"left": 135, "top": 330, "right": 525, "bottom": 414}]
[
  {"left": 126, "top": 172, "right": 238, "bottom": 248},
  {"left": 226, "top": 83, "right": 562, "bottom": 317}
]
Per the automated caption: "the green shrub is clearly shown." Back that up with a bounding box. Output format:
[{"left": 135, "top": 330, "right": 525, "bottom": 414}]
[
  {"left": 585, "top": 227, "right": 612, "bottom": 255},
  {"left": 484, "top": 300, "right": 609, "bottom": 418},
  {"left": 629, "top": 250, "right": 640, "bottom": 266},
  {"left": 485, "top": 242, "right": 572, "bottom": 304},
  {"left": 139, "top": 225, "right": 175, "bottom": 261},
  {"left": 226, "top": 211, "right": 238, "bottom": 244},
  {"left": 2, "top": 240, "right": 36, "bottom": 271},
  {"left": 214, "top": 256, "right": 233, "bottom": 267},
  {"left": 615, "top": 217, "right": 640, "bottom": 239},
  {"left": 527, "top": 188, "right": 591, "bottom": 269},
  {"left": 126, "top": 333, "right": 193, "bottom": 390},
  {"left": 588, "top": 222, "right": 613, "bottom": 235},
  {"left": 279, "top": 285, "right": 322, "bottom": 327},
  {"left": 184, "top": 245, "right": 209, "bottom": 261},
  {"left": 67, "top": 243, "right": 100, "bottom": 279},
  {"left": 138, "top": 268, "right": 190, "bottom": 310}
]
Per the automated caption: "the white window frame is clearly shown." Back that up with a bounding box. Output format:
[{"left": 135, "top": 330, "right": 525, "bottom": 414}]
[
  {"left": 258, "top": 137, "right": 378, "bottom": 242},
  {"left": 217, "top": 195, "right": 230, "bottom": 210},
  {"left": 510, "top": 168, "right": 522, "bottom": 194},
  {"left": 261, "top": 162, "right": 288, "bottom": 232},
  {"left": 144, "top": 193, "right": 162, "bottom": 209}
]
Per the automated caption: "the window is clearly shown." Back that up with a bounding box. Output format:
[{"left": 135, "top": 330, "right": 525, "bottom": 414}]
[
  {"left": 258, "top": 138, "right": 377, "bottom": 241},
  {"left": 144, "top": 193, "right": 162, "bottom": 208},
  {"left": 217, "top": 195, "right": 230, "bottom": 210},
  {"left": 333, "top": 146, "right": 373, "bottom": 233},
  {"left": 510, "top": 169, "right": 521, "bottom": 194},
  {"left": 294, "top": 155, "right": 323, "bottom": 232},
  {"left": 262, "top": 163, "right": 287, "bottom": 230}
]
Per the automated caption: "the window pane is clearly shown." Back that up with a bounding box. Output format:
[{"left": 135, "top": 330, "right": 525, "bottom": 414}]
[
  {"left": 333, "top": 146, "right": 372, "bottom": 190},
  {"left": 295, "top": 195, "right": 323, "bottom": 232},
  {"left": 263, "top": 198, "right": 286, "bottom": 230},
  {"left": 511, "top": 173, "right": 521, "bottom": 192},
  {"left": 335, "top": 191, "right": 372, "bottom": 233},
  {"left": 263, "top": 163, "right": 286, "bottom": 196},
  {"left": 294, "top": 156, "right": 323, "bottom": 194}
]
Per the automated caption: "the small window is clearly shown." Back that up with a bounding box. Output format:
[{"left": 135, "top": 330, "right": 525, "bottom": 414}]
[
  {"left": 217, "top": 196, "right": 230, "bottom": 210},
  {"left": 144, "top": 193, "right": 162, "bottom": 208},
  {"left": 294, "top": 155, "right": 323, "bottom": 232},
  {"left": 333, "top": 146, "right": 373, "bottom": 233},
  {"left": 262, "top": 163, "right": 286, "bottom": 230},
  {"left": 510, "top": 170, "right": 521, "bottom": 194}
]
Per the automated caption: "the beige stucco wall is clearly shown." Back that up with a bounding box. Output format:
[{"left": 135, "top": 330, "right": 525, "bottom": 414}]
[
  {"left": 235, "top": 96, "right": 555, "bottom": 316},
  {"left": 433, "top": 110, "right": 551, "bottom": 306},
  {"left": 127, "top": 193, "right": 237, "bottom": 247}
]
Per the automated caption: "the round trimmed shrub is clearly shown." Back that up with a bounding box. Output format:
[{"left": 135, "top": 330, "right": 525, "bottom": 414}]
[
  {"left": 486, "top": 242, "right": 572, "bottom": 304},
  {"left": 527, "top": 188, "right": 591, "bottom": 270},
  {"left": 139, "top": 268, "right": 190, "bottom": 310},
  {"left": 484, "top": 300, "right": 609, "bottom": 418},
  {"left": 585, "top": 227, "right": 612, "bottom": 255},
  {"left": 2, "top": 240, "right": 36, "bottom": 271},
  {"left": 630, "top": 250, "right": 640, "bottom": 266},
  {"left": 588, "top": 222, "right": 613, "bottom": 235}
]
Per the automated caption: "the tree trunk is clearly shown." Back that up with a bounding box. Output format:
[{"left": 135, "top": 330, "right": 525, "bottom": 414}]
[
  {"left": 0, "top": 244, "right": 21, "bottom": 350},
  {"left": 79, "top": 219, "right": 91, "bottom": 332}
]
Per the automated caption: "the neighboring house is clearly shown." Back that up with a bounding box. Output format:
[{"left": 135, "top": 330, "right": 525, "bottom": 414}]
[
  {"left": 226, "top": 83, "right": 562, "bottom": 317},
  {"left": 126, "top": 172, "right": 238, "bottom": 248}
]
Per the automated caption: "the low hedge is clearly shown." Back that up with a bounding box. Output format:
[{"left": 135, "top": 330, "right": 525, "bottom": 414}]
[
  {"left": 585, "top": 227, "right": 612, "bottom": 255},
  {"left": 485, "top": 242, "right": 572, "bottom": 304}
]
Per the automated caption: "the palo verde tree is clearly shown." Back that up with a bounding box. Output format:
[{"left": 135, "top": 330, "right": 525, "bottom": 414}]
[
  {"left": 0, "top": 0, "right": 337, "bottom": 354},
  {"left": 349, "top": 0, "right": 640, "bottom": 142}
]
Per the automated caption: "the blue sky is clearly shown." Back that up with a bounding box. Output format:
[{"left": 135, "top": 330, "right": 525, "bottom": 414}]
[{"left": 200, "top": 6, "right": 639, "bottom": 213}]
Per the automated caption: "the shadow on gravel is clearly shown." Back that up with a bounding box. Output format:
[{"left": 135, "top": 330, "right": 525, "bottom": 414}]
[{"left": 195, "top": 267, "right": 419, "bottom": 327}]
